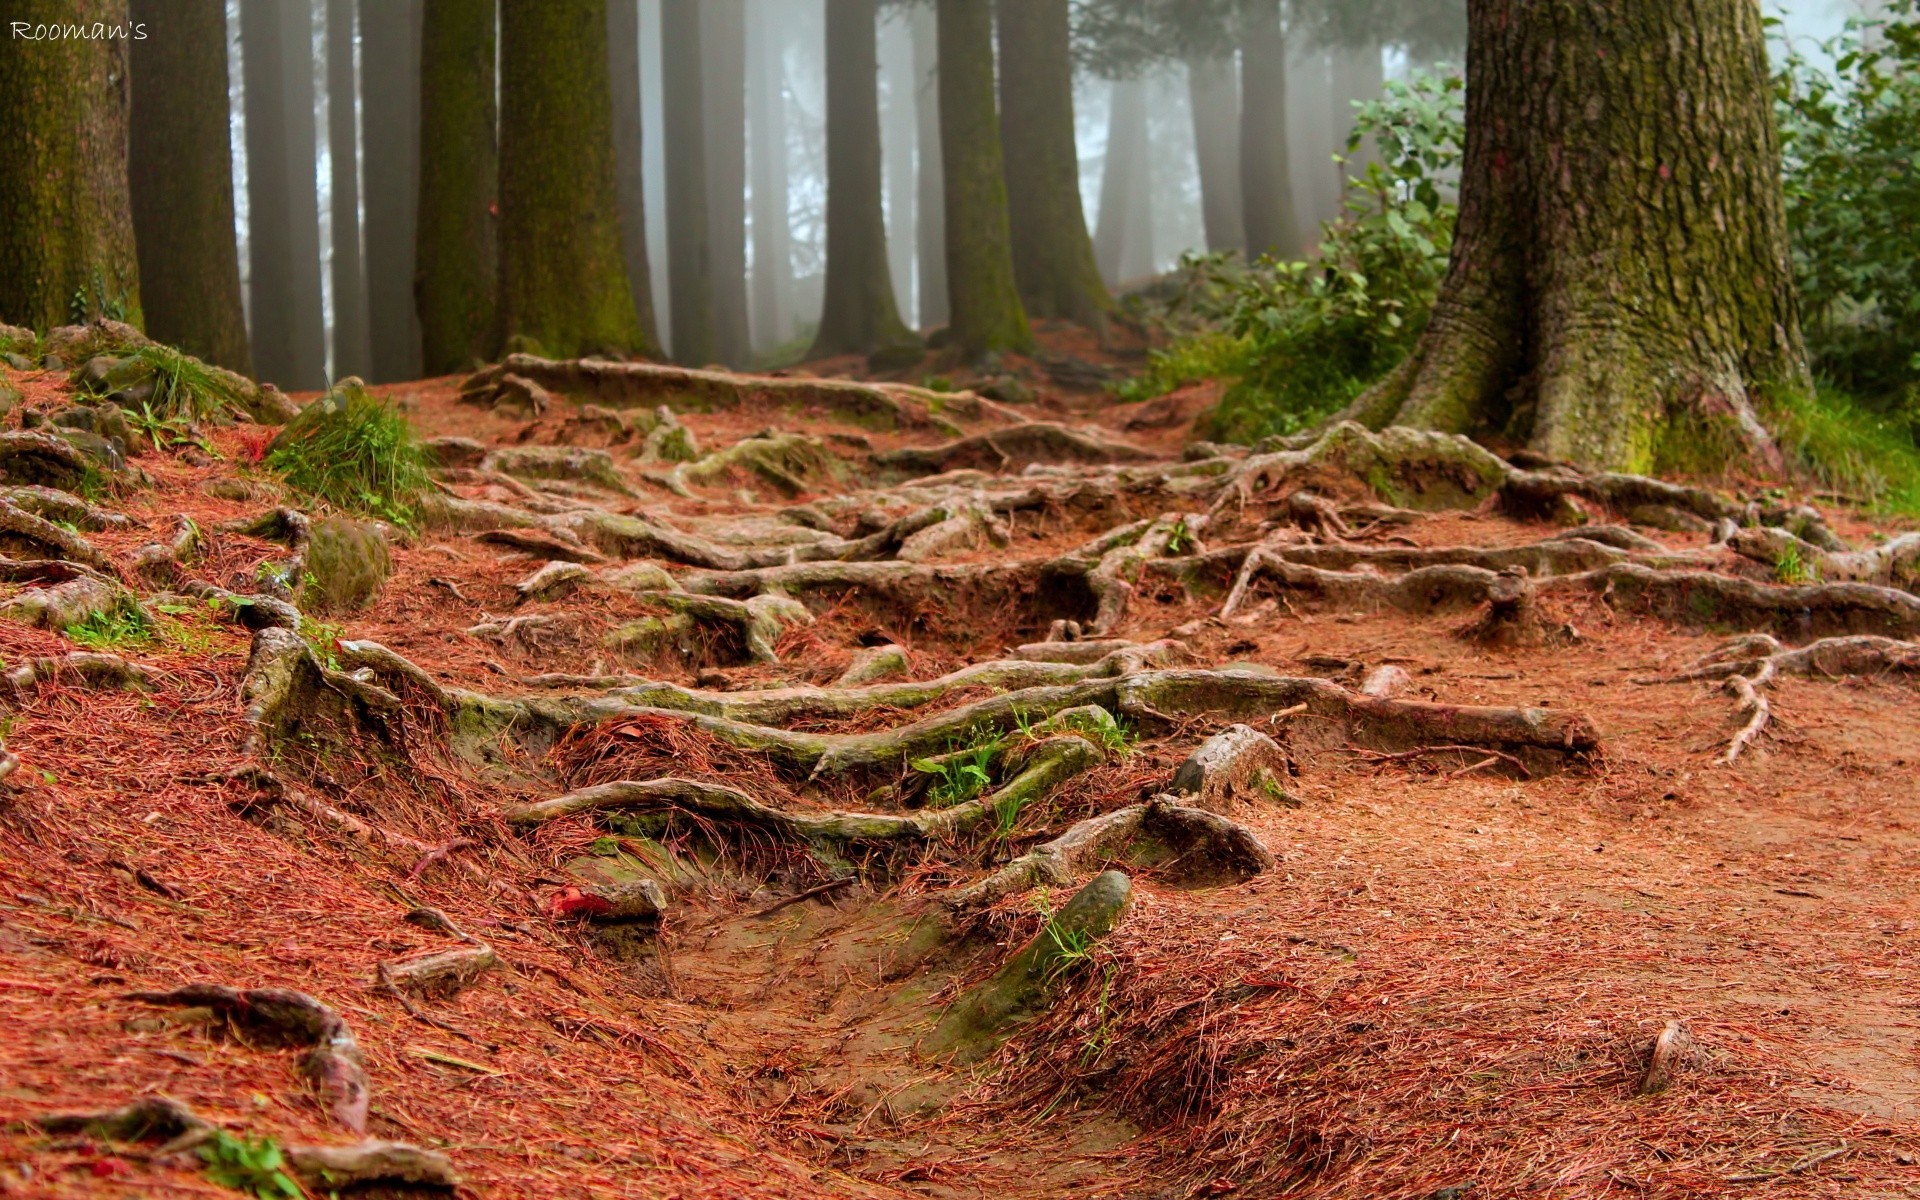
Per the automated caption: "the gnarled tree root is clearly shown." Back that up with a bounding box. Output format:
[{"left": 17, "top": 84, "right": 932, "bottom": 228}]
[
  {"left": 3, "top": 651, "right": 153, "bottom": 695},
  {"left": 1653, "top": 634, "right": 1920, "bottom": 683},
  {"left": 875, "top": 422, "right": 1155, "bottom": 476},
  {"left": 241, "top": 627, "right": 404, "bottom": 755}
]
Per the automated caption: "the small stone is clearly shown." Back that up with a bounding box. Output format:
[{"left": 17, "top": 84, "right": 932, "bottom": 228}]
[
  {"left": 516, "top": 560, "right": 591, "bottom": 604},
  {"left": 1360, "top": 664, "right": 1412, "bottom": 697},
  {"left": 1169, "top": 724, "right": 1291, "bottom": 812},
  {"left": 300, "top": 518, "right": 392, "bottom": 614},
  {"left": 838, "top": 643, "right": 910, "bottom": 686}
]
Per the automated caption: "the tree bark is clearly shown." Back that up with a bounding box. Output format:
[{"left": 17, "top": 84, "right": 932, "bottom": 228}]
[
  {"left": 746, "top": 0, "right": 792, "bottom": 352},
  {"left": 996, "top": 0, "right": 1109, "bottom": 329},
  {"left": 910, "top": 4, "right": 947, "bottom": 330},
  {"left": 326, "top": 0, "right": 372, "bottom": 380},
  {"left": 417, "top": 0, "right": 501, "bottom": 374},
  {"left": 128, "top": 0, "right": 248, "bottom": 370},
  {"left": 660, "top": 0, "right": 716, "bottom": 365},
  {"left": 1286, "top": 44, "right": 1339, "bottom": 235},
  {"left": 1238, "top": 0, "right": 1300, "bottom": 258},
  {"left": 243, "top": 0, "right": 326, "bottom": 389},
  {"left": 607, "top": 0, "right": 661, "bottom": 357},
  {"left": 1185, "top": 52, "right": 1243, "bottom": 257},
  {"left": 935, "top": 0, "right": 1031, "bottom": 358},
  {"left": 808, "top": 0, "right": 913, "bottom": 359},
  {"left": 497, "top": 0, "right": 647, "bottom": 358},
  {"left": 702, "top": 0, "right": 751, "bottom": 365},
  {"left": 1349, "top": 0, "right": 1811, "bottom": 475},
  {"left": 360, "top": 0, "right": 423, "bottom": 383},
  {"left": 879, "top": 11, "right": 917, "bottom": 328},
  {"left": 1093, "top": 78, "right": 1150, "bottom": 288}
]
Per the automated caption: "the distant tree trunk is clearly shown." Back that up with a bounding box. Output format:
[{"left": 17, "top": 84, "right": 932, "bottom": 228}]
[
  {"left": 326, "top": 0, "right": 372, "bottom": 379},
  {"left": 1185, "top": 52, "right": 1243, "bottom": 257},
  {"left": 1286, "top": 44, "right": 1339, "bottom": 234},
  {"left": 607, "top": 0, "right": 661, "bottom": 356},
  {"left": 911, "top": 2, "right": 947, "bottom": 329},
  {"left": 808, "top": 0, "right": 912, "bottom": 359},
  {"left": 243, "top": 0, "right": 326, "bottom": 390},
  {"left": 746, "top": 0, "right": 793, "bottom": 351},
  {"left": 128, "top": 0, "right": 248, "bottom": 369},
  {"left": 1347, "top": 0, "right": 1810, "bottom": 475},
  {"left": 878, "top": 12, "right": 917, "bottom": 328},
  {"left": 1238, "top": 0, "right": 1299, "bottom": 257},
  {"left": 701, "top": 0, "right": 751, "bottom": 365},
  {"left": 1093, "top": 78, "right": 1149, "bottom": 288},
  {"left": 417, "top": 0, "right": 500, "bottom": 374},
  {"left": 361, "top": 0, "right": 423, "bottom": 382},
  {"left": 660, "top": 0, "right": 716, "bottom": 364},
  {"left": 935, "top": 0, "right": 1031, "bottom": 358},
  {"left": 1329, "top": 41, "right": 1383, "bottom": 180},
  {"left": 996, "top": 0, "right": 1108, "bottom": 329},
  {"left": 497, "top": 0, "right": 647, "bottom": 357}
]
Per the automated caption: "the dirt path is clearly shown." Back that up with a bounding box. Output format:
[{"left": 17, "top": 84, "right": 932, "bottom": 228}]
[{"left": 0, "top": 346, "right": 1916, "bottom": 1198}]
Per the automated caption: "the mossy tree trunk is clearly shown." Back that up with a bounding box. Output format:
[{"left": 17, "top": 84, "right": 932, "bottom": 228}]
[
  {"left": 244, "top": 0, "right": 326, "bottom": 389},
  {"left": 702, "top": 0, "right": 751, "bottom": 366},
  {"left": 935, "top": 0, "right": 1032, "bottom": 359},
  {"left": 1347, "top": 0, "right": 1811, "bottom": 475},
  {"left": 497, "top": 0, "right": 648, "bottom": 359},
  {"left": 326, "top": 0, "right": 372, "bottom": 380},
  {"left": 607, "top": 0, "right": 661, "bottom": 358},
  {"left": 1238, "top": 0, "right": 1299, "bottom": 258},
  {"left": 129, "top": 0, "right": 247, "bottom": 370},
  {"left": 996, "top": 0, "right": 1109, "bottom": 330},
  {"left": 0, "top": 0, "right": 141, "bottom": 334},
  {"left": 660, "top": 0, "right": 716, "bottom": 365},
  {"left": 808, "top": 0, "right": 914, "bottom": 360},
  {"left": 360, "top": 0, "right": 424, "bottom": 383},
  {"left": 416, "top": 0, "right": 501, "bottom": 375}
]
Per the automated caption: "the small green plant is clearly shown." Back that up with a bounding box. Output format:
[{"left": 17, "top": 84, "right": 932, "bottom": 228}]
[
  {"left": 69, "top": 266, "right": 131, "bottom": 325},
  {"left": 265, "top": 383, "right": 431, "bottom": 524},
  {"left": 1773, "top": 543, "right": 1819, "bottom": 585},
  {"left": 1052, "top": 708, "right": 1134, "bottom": 757},
  {"left": 1042, "top": 920, "right": 1096, "bottom": 982},
  {"left": 65, "top": 603, "right": 152, "bottom": 650},
  {"left": 910, "top": 729, "right": 1003, "bottom": 808},
  {"left": 197, "top": 1130, "right": 301, "bottom": 1198},
  {"left": 87, "top": 344, "right": 246, "bottom": 422},
  {"left": 1164, "top": 517, "right": 1193, "bottom": 556},
  {"left": 300, "top": 617, "right": 346, "bottom": 671}
]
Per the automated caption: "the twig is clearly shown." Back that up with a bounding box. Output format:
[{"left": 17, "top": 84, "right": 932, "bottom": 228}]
[
  {"left": 426, "top": 576, "right": 471, "bottom": 603},
  {"left": 750, "top": 876, "right": 854, "bottom": 919},
  {"left": 405, "top": 838, "right": 478, "bottom": 880},
  {"left": 376, "top": 962, "right": 499, "bottom": 1052},
  {"left": 1721, "top": 671, "right": 1771, "bottom": 765},
  {"left": 1726, "top": 1143, "right": 1848, "bottom": 1184},
  {"left": 1347, "top": 744, "right": 1531, "bottom": 779},
  {"left": 1446, "top": 755, "right": 1502, "bottom": 780}
]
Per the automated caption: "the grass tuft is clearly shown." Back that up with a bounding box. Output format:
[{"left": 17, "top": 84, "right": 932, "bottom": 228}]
[
  {"left": 1768, "top": 385, "right": 1920, "bottom": 517},
  {"left": 265, "top": 383, "right": 431, "bottom": 525},
  {"left": 84, "top": 343, "right": 248, "bottom": 421}
]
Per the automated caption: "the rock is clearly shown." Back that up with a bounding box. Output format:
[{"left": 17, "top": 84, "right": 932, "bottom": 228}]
[
  {"left": 422, "top": 435, "right": 488, "bottom": 469},
  {"left": 1360, "top": 664, "right": 1412, "bottom": 697},
  {"left": 0, "top": 323, "right": 33, "bottom": 356},
  {"left": 2, "top": 352, "right": 34, "bottom": 371},
  {"left": 49, "top": 427, "right": 124, "bottom": 473},
  {"left": 924, "top": 870, "right": 1133, "bottom": 1063},
  {"left": 301, "top": 518, "right": 392, "bottom": 613},
  {"left": 53, "top": 404, "right": 134, "bottom": 451},
  {"left": 76, "top": 354, "right": 122, "bottom": 391},
  {"left": 638, "top": 406, "right": 699, "bottom": 463},
  {"left": 516, "top": 559, "right": 592, "bottom": 604},
  {"left": 38, "top": 354, "right": 66, "bottom": 372},
  {"left": 839, "top": 643, "right": 910, "bottom": 685},
  {"left": 43, "top": 319, "right": 148, "bottom": 362},
  {"left": 1169, "top": 724, "right": 1291, "bottom": 812},
  {"left": 977, "top": 375, "right": 1034, "bottom": 405}
]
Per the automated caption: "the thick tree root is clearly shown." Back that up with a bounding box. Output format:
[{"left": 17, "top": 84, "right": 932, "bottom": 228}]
[
  {"left": 3, "top": 651, "right": 153, "bottom": 695},
  {"left": 0, "top": 496, "right": 114, "bottom": 569},
  {"left": 1168, "top": 725, "right": 1292, "bottom": 811},
  {"left": 241, "top": 628, "right": 404, "bottom": 755},
  {"left": 875, "top": 422, "right": 1156, "bottom": 476},
  {"left": 130, "top": 515, "right": 202, "bottom": 580},
  {"left": 0, "top": 430, "right": 100, "bottom": 490},
  {"left": 1653, "top": 634, "right": 1920, "bottom": 683},
  {"left": 125, "top": 984, "right": 370, "bottom": 1132},
  {"left": 1726, "top": 528, "right": 1920, "bottom": 594},
  {"left": 0, "top": 485, "right": 130, "bottom": 531},
  {"left": 0, "top": 569, "right": 143, "bottom": 633}
]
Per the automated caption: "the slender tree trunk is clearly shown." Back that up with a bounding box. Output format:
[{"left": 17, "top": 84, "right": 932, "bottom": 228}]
[
  {"left": 996, "top": 0, "right": 1108, "bottom": 329},
  {"left": 128, "top": 0, "right": 247, "bottom": 369},
  {"left": 746, "top": 0, "right": 792, "bottom": 351},
  {"left": 808, "top": 0, "right": 912, "bottom": 359},
  {"left": 1093, "top": 78, "right": 1148, "bottom": 288},
  {"left": 911, "top": 2, "right": 947, "bottom": 330},
  {"left": 496, "top": 0, "right": 646, "bottom": 357},
  {"left": 660, "top": 0, "right": 716, "bottom": 364},
  {"left": 360, "top": 0, "right": 423, "bottom": 382},
  {"left": 701, "top": 0, "right": 751, "bottom": 365},
  {"left": 878, "top": 11, "right": 917, "bottom": 329},
  {"left": 607, "top": 0, "right": 661, "bottom": 356},
  {"left": 1349, "top": 0, "right": 1810, "bottom": 475},
  {"left": 326, "top": 0, "right": 372, "bottom": 379},
  {"left": 1286, "top": 44, "right": 1339, "bottom": 235},
  {"left": 1239, "top": 0, "right": 1299, "bottom": 258},
  {"left": 417, "top": 0, "right": 500, "bottom": 374},
  {"left": 934, "top": 0, "right": 1030, "bottom": 358},
  {"left": 243, "top": 0, "right": 326, "bottom": 390},
  {"left": 1185, "top": 52, "right": 1243, "bottom": 257}
]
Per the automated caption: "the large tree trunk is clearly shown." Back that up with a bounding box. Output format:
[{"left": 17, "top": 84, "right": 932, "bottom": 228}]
[
  {"left": 879, "top": 11, "right": 917, "bottom": 329},
  {"left": 996, "top": 0, "right": 1109, "bottom": 330},
  {"left": 910, "top": 4, "right": 947, "bottom": 330},
  {"left": 1238, "top": 0, "right": 1299, "bottom": 258},
  {"left": 702, "top": 0, "right": 751, "bottom": 365},
  {"left": 360, "top": 0, "right": 423, "bottom": 383},
  {"left": 496, "top": 0, "right": 647, "bottom": 358},
  {"left": 1349, "top": 0, "right": 1810, "bottom": 475},
  {"left": 326, "top": 0, "right": 372, "bottom": 380},
  {"left": 128, "top": 0, "right": 247, "bottom": 370},
  {"left": 660, "top": 0, "right": 716, "bottom": 365},
  {"left": 417, "top": 0, "right": 501, "bottom": 374},
  {"left": 607, "top": 0, "right": 661, "bottom": 357},
  {"left": 746, "top": 0, "right": 793, "bottom": 352},
  {"left": 934, "top": 0, "right": 1031, "bottom": 359},
  {"left": 808, "top": 0, "right": 913, "bottom": 360},
  {"left": 1185, "top": 52, "right": 1243, "bottom": 257},
  {"left": 1093, "top": 78, "right": 1150, "bottom": 289},
  {"left": 243, "top": 0, "right": 326, "bottom": 390}
]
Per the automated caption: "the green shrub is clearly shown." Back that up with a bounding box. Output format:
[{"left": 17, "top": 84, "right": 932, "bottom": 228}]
[
  {"left": 85, "top": 343, "right": 248, "bottom": 421},
  {"left": 265, "top": 383, "right": 431, "bottom": 524},
  {"left": 1766, "top": 385, "right": 1920, "bottom": 516}
]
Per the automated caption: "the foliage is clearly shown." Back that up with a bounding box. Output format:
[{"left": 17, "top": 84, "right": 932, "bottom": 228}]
[
  {"left": 1766, "top": 385, "right": 1920, "bottom": 516},
  {"left": 911, "top": 731, "right": 1002, "bottom": 809},
  {"left": 84, "top": 343, "right": 247, "bottom": 422},
  {"left": 197, "top": 1130, "right": 301, "bottom": 1198},
  {"left": 265, "top": 383, "right": 431, "bottom": 525},
  {"left": 1201, "top": 70, "right": 1462, "bottom": 443},
  {"left": 1070, "top": 0, "right": 1464, "bottom": 79},
  {"left": 1774, "top": 1, "right": 1920, "bottom": 416},
  {"left": 66, "top": 603, "right": 152, "bottom": 650}
]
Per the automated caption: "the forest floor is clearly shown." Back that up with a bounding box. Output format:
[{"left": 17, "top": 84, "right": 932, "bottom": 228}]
[{"left": 0, "top": 326, "right": 1918, "bottom": 1199}]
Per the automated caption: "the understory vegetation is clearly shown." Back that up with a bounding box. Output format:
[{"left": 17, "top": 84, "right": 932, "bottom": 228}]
[
  {"left": 263, "top": 382, "right": 431, "bottom": 525},
  {"left": 1127, "top": 27, "right": 1920, "bottom": 511}
]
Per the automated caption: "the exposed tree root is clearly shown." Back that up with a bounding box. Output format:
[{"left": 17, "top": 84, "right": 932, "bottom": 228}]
[
  {"left": 124, "top": 984, "right": 369, "bottom": 1132},
  {"left": 1721, "top": 672, "right": 1772, "bottom": 765},
  {"left": 875, "top": 422, "right": 1156, "bottom": 476},
  {"left": 3, "top": 651, "right": 154, "bottom": 695},
  {"left": 130, "top": 515, "right": 201, "bottom": 580},
  {"left": 1168, "top": 725, "right": 1292, "bottom": 811},
  {"left": 0, "top": 429, "right": 101, "bottom": 491},
  {"left": 0, "top": 496, "right": 114, "bottom": 570},
  {"left": 1653, "top": 634, "right": 1920, "bottom": 683},
  {"left": 0, "top": 484, "right": 130, "bottom": 531},
  {"left": 0, "top": 569, "right": 142, "bottom": 633},
  {"left": 240, "top": 628, "right": 404, "bottom": 756},
  {"left": 1727, "top": 528, "right": 1920, "bottom": 594}
]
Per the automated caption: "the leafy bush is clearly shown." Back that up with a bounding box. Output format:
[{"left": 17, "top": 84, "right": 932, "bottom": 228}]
[
  {"left": 265, "top": 383, "right": 431, "bottom": 525},
  {"left": 197, "top": 1130, "right": 300, "bottom": 1198},
  {"left": 1775, "top": 1, "right": 1920, "bottom": 415}
]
